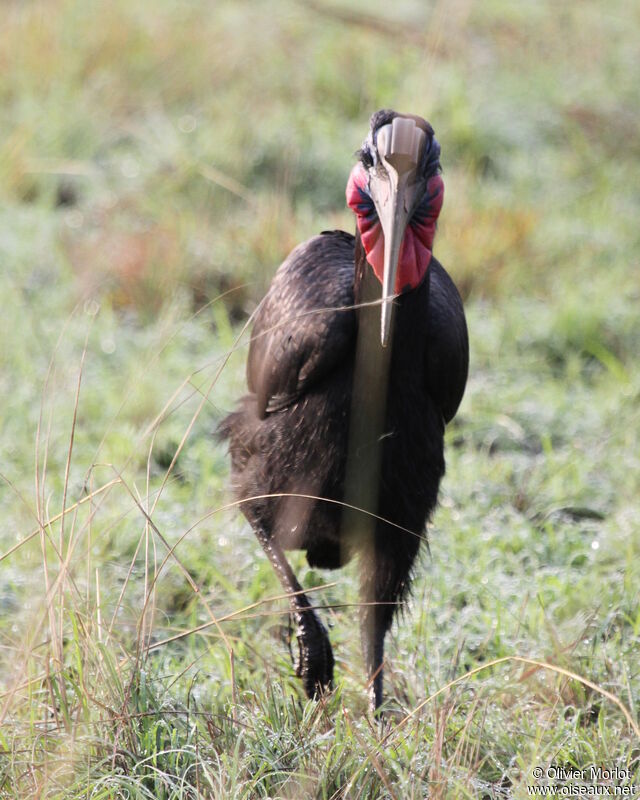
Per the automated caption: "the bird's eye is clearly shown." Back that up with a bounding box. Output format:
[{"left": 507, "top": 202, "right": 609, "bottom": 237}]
[
  {"left": 358, "top": 135, "right": 378, "bottom": 169},
  {"left": 360, "top": 145, "right": 375, "bottom": 169}
]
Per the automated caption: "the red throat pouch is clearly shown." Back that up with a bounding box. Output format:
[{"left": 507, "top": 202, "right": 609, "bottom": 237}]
[{"left": 346, "top": 163, "right": 444, "bottom": 292}]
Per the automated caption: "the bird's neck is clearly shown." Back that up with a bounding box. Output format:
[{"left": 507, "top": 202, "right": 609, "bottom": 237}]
[
  {"left": 353, "top": 230, "right": 408, "bottom": 339},
  {"left": 353, "top": 227, "right": 432, "bottom": 365}
]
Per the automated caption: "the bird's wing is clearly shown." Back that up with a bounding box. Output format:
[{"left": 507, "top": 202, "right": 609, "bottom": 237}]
[
  {"left": 425, "top": 258, "right": 469, "bottom": 424},
  {"left": 247, "top": 231, "right": 356, "bottom": 418}
]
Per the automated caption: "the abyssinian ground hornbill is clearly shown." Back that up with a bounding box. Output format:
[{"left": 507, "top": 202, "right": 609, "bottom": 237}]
[{"left": 219, "top": 110, "right": 468, "bottom": 712}]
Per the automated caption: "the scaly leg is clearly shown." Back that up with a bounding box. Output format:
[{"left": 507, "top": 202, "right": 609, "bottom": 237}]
[
  {"left": 360, "top": 544, "right": 412, "bottom": 714},
  {"left": 254, "top": 526, "right": 334, "bottom": 699},
  {"left": 360, "top": 588, "right": 392, "bottom": 713}
]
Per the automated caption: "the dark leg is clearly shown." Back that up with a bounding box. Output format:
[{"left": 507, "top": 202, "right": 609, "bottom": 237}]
[
  {"left": 361, "top": 605, "right": 387, "bottom": 714},
  {"left": 254, "top": 526, "right": 334, "bottom": 699},
  {"left": 360, "top": 588, "right": 393, "bottom": 713},
  {"left": 360, "top": 544, "right": 413, "bottom": 714}
]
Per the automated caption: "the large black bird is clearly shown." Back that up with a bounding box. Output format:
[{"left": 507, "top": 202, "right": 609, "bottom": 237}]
[{"left": 220, "top": 110, "right": 468, "bottom": 711}]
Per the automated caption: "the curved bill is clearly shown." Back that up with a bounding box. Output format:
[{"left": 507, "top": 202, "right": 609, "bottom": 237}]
[{"left": 368, "top": 118, "right": 426, "bottom": 347}]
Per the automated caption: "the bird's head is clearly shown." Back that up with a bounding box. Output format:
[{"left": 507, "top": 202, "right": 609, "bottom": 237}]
[{"left": 346, "top": 110, "right": 444, "bottom": 346}]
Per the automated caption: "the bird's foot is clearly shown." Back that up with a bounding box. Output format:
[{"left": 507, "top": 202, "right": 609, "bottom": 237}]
[{"left": 292, "top": 604, "right": 334, "bottom": 700}]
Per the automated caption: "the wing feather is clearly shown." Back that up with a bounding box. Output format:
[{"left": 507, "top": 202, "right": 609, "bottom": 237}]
[
  {"left": 425, "top": 258, "right": 469, "bottom": 424},
  {"left": 247, "top": 232, "right": 356, "bottom": 418}
]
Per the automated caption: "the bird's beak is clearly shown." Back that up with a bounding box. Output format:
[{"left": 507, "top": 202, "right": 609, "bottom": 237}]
[{"left": 368, "top": 118, "right": 427, "bottom": 347}]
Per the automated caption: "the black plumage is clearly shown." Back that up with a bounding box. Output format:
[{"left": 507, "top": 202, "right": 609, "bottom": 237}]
[{"left": 219, "top": 110, "right": 468, "bottom": 711}]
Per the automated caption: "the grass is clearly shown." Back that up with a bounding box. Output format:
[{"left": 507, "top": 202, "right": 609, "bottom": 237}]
[{"left": 1, "top": 0, "right": 639, "bottom": 796}]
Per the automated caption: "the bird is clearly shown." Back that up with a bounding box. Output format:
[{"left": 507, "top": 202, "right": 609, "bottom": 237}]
[{"left": 219, "top": 109, "right": 468, "bottom": 712}]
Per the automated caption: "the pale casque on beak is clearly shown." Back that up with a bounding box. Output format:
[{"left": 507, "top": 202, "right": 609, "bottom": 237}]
[{"left": 367, "top": 116, "right": 428, "bottom": 346}]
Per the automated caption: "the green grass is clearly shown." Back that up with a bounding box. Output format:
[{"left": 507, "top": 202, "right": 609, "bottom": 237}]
[{"left": 1, "top": 0, "right": 639, "bottom": 797}]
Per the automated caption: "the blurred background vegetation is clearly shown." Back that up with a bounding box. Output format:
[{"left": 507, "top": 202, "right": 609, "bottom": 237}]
[{"left": 1, "top": 0, "right": 639, "bottom": 797}]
